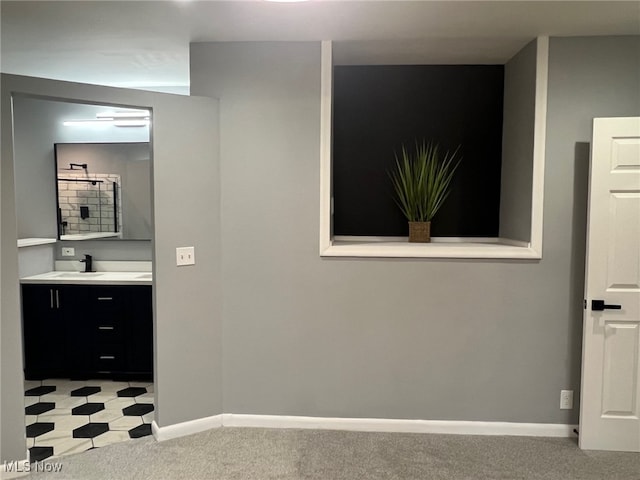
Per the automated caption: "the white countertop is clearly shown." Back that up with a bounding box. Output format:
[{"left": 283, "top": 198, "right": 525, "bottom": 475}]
[{"left": 20, "top": 271, "right": 152, "bottom": 285}]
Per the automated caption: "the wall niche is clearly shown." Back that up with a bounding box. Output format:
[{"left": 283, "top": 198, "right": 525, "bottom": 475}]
[
  {"left": 321, "top": 38, "right": 547, "bottom": 259},
  {"left": 332, "top": 64, "right": 505, "bottom": 238}
]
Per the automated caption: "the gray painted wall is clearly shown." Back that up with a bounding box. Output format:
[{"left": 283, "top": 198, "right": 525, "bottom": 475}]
[
  {"left": 544, "top": 34, "right": 640, "bottom": 415},
  {"left": 2, "top": 35, "right": 637, "bottom": 463},
  {"left": 150, "top": 90, "right": 222, "bottom": 429},
  {"left": 124, "top": 159, "right": 153, "bottom": 240},
  {"left": 18, "top": 245, "right": 55, "bottom": 278},
  {"left": 500, "top": 39, "right": 536, "bottom": 242},
  {"left": 1, "top": 77, "right": 25, "bottom": 463},
  {"left": 190, "top": 36, "right": 639, "bottom": 425},
  {"left": 54, "top": 240, "right": 153, "bottom": 262},
  {"left": 1, "top": 75, "right": 222, "bottom": 461}
]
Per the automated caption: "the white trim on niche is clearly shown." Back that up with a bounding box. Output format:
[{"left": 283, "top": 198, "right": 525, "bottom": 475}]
[
  {"left": 150, "top": 413, "right": 577, "bottom": 442},
  {"left": 327, "top": 239, "right": 539, "bottom": 259},
  {"left": 319, "top": 38, "right": 549, "bottom": 260},
  {"left": 530, "top": 35, "right": 548, "bottom": 255},
  {"left": 319, "top": 39, "right": 334, "bottom": 256},
  {"left": 333, "top": 236, "right": 515, "bottom": 244}
]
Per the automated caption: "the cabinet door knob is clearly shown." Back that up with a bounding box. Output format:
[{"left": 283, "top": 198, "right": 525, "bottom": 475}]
[
  {"left": 97, "top": 297, "right": 113, "bottom": 301},
  {"left": 98, "top": 326, "right": 114, "bottom": 331},
  {"left": 99, "top": 355, "right": 115, "bottom": 360}
]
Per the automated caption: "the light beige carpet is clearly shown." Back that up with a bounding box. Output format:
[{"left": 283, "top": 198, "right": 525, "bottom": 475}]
[{"left": 21, "top": 427, "right": 640, "bottom": 480}]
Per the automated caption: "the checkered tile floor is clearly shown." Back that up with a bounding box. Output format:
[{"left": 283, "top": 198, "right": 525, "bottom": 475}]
[{"left": 24, "top": 379, "right": 154, "bottom": 462}]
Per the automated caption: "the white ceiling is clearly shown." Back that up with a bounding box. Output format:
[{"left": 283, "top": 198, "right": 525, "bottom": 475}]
[{"left": 1, "top": 1, "right": 639, "bottom": 93}]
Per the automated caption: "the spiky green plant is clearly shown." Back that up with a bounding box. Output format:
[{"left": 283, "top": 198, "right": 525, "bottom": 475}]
[{"left": 388, "top": 141, "right": 461, "bottom": 222}]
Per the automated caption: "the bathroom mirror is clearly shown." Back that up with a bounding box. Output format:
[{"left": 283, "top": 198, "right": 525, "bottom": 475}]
[{"left": 55, "top": 142, "right": 152, "bottom": 240}]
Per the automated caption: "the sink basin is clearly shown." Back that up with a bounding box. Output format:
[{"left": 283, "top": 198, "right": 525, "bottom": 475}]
[{"left": 53, "top": 272, "right": 104, "bottom": 278}]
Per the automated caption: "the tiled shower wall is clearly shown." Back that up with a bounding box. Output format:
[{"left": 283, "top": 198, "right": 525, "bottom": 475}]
[{"left": 57, "top": 173, "right": 122, "bottom": 235}]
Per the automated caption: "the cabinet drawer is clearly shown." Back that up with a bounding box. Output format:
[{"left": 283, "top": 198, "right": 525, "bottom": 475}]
[
  {"left": 93, "top": 344, "right": 125, "bottom": 372},
  {"left": 95, "top": 323, "right": 123, "bottom": 344},
  {"left": 86, "top": 287, "right": 126, "bottom": 311}
]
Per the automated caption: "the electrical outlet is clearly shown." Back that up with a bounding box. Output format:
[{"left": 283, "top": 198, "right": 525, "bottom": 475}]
[
  {"left": 560, "top": 390, "right": 573, "bottom": 410},
  {"left": 61, "top": 247, "right": 75, "bottom": 257},
  {"left": 176, "top": 246, "right": 195, "bottom": 266}
]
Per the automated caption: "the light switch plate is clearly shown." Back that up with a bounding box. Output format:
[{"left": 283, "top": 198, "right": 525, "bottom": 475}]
[
  {"left": 61, "top": 247, "right": 75, "bottom": 257},
  {"left": 176, "top": 246, "right": 195, "bottom": 266}
]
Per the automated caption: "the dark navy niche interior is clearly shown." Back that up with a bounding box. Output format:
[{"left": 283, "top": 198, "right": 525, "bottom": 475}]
[{"left": 332, "top": 64, "right": 505, "bottom": 237}]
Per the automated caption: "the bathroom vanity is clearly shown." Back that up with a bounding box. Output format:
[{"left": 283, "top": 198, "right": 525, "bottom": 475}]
[{"left": 20, "top": 271, "right": 153, "bottom": 381}]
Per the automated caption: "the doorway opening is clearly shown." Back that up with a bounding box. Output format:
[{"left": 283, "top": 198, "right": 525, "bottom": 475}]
[{"left": 13, "top": 94, "right": 155, "bottom": 461}]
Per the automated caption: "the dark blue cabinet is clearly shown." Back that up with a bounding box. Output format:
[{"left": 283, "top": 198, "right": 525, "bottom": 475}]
[
  {"left": 22, "top": 284, "right": 152, "bottom": 381},
  {"left": 22, "top": 285, "right": 80, "bottom": 379}
]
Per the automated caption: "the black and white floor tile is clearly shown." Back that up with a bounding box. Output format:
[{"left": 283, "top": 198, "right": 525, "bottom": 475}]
[{"left": 24, "top": 379, "right": 154, "bottom": 462}]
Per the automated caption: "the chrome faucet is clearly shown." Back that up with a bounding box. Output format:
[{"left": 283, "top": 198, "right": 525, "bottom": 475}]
[{"left": 80, "top": 254, "right": 93, "bottom": 273}]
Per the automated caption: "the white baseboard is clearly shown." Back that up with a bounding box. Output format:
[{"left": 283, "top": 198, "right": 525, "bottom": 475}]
[
  {"left": 151, "top": 414, "right": 223, "bottom": 442},
  {"left": 222, "top": 414, "right": 577, "bottom": 438},
  {"left": 150, "top": 413, "right": 577, "bottom": 443}
]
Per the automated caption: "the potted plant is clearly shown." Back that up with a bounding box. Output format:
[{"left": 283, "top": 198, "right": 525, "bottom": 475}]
[{"left": 388, "top": 141, "right": 461, "bottom": 243}]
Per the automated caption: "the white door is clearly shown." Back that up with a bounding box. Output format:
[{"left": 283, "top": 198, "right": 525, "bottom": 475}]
[{"left": 580, "top": 117, "right": 640, "bottom": 452}]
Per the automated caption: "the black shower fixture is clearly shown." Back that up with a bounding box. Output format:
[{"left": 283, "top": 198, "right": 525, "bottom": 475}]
[{"left": 68, "top": 163, "right": 88, "bottom": 170}]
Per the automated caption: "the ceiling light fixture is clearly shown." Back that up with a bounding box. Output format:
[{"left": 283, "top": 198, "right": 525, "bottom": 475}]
[
  {"left": 95, "top": 110, "right": 150, "bottom": 119},
  {"left": 63, "top": 118, "right": 150, "bottom": 127},
  {"left": 112, "top": 119, "right": 150, "bottom": 127},
  {"left": 64, "top": 109, "right": 151, "bottom": 127}
]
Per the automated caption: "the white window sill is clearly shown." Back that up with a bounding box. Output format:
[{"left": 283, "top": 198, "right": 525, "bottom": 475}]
[{"left": 321, "top": 237, "right": 541, "bottom": 259}]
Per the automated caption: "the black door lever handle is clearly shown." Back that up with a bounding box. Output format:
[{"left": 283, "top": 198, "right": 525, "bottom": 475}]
[{"left": 591, "top": 300, "right": 622, "bottom": 311}]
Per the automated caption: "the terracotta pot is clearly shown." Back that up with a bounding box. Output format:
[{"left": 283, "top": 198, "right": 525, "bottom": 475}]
[{"left": 408, "top": 221, "right": 431, "bottom": 243}]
